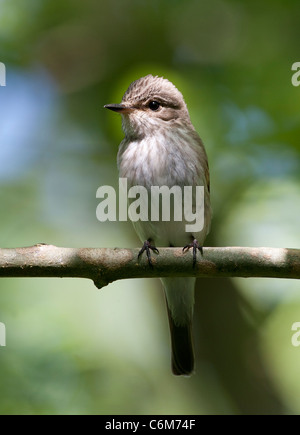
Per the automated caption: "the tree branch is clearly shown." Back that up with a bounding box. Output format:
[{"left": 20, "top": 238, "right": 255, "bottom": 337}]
[{"left": 0, "top": 245, "right": 299, "bottom": 289}]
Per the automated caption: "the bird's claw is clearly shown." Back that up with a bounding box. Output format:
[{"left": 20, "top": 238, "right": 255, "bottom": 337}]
[
  {"left": 182, "top": 239, "right": 203, "bottom": 268},
  {"left": 138, "top": 240, "right": 159, "bottom": 268}
]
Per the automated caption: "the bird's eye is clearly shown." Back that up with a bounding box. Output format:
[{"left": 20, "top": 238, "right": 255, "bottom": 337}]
[{"left": 148, "top": 101, "right": 160, "bottom": 111}]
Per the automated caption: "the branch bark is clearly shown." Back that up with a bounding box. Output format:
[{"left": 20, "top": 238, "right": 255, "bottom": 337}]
[{"left": 0, "top": 245, "right": 299, "bottom": 289}]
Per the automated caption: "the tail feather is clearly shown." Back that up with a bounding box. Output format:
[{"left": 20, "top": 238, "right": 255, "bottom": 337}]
[{"left": 166, "top": 303, "right": 194, "bottom": 376}]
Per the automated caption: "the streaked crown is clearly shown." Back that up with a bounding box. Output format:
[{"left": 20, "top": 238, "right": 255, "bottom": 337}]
[{"left": 105, "top": 74, "right": 193, "bottom": 139}]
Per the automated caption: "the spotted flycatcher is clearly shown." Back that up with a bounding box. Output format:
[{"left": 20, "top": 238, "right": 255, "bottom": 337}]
[{"left": 105, "top": 75, "right": 211, "bottom": 376}]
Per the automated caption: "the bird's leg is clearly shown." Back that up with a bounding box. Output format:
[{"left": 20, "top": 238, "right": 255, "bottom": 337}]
[
  {"left": 182, "top": 238, "right": 203, "bottom": 268},
  {"left": 138, "top": 239, "right": 159, "bottom": 268}
]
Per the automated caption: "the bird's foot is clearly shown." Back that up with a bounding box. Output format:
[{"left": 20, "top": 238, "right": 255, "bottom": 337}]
[
  {"left": 182, "top": 238, "right": 203, "bottom": 268},
  {"left": 138, "top": 239, "right": 159, "bottom": 268}
]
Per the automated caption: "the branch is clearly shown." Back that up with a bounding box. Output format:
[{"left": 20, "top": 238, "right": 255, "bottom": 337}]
[{"left": 0, "top": 245, "right": 299, "bottom": 289}]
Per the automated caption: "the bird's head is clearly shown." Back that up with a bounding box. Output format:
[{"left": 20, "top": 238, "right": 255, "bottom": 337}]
[{"left": 105, "top": 75, "right": 191, "bottom": 139}]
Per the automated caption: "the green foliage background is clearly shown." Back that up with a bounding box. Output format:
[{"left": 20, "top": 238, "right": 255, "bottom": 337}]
[{"left": 0, "top": 0, "right": 299, "bottom": 414}]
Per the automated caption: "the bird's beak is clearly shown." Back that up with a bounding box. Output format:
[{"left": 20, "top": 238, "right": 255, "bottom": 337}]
[{"left": 104, "top": 104, "right": 133, "bottom": 114}]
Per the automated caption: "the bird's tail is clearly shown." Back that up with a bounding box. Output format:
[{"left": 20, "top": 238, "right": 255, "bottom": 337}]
[
  {"left": 166, "top": 303, "right": 194, "bottom": 376},
  {"left": 161, "top": 277, "right": 195, "bottom": 376}
]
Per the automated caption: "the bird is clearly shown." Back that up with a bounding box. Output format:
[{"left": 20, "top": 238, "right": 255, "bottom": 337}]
[{"left": 104, "top": 74, "right": 211, "bottom": 376}]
